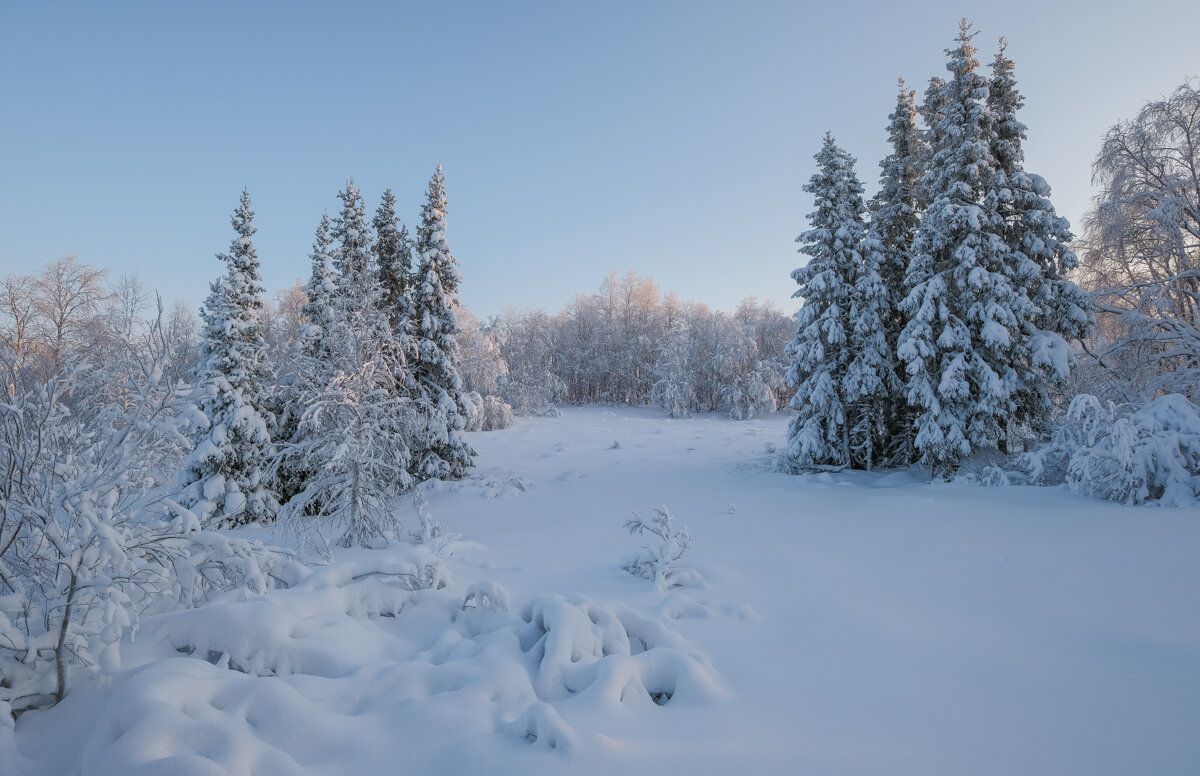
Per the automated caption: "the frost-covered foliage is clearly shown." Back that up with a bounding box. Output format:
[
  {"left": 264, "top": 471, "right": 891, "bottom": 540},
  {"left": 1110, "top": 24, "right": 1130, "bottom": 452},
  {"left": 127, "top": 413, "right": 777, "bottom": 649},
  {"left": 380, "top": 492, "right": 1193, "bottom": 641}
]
[
  {"left": 454, "top": 304, "right": 508, "bottom": 397},
  {"left": 0, "top": 353, "right": 297, "bottom": 714},
  {"left": 1015, "top": 394, "right": 1200, "bottom": 505},
  {"left": 177, "top": 191, "right": 279, "bottom": 527},
  {"left": 651, "top": 327, "right": 696, "bottom": 418},
  {"left": 410, "top": 166, "right": 476, "bottom": 479},
  {"left": 785, "top": 134, "right": 873, "bottom": 470},
  {"left": 621, "top": 506, "right": 698, "bottom": 590},
  {"left": 270, "top": 215, "right": 337, "bottom": 506},
  {"left": 1080, "top": 79, "right": 1200, "bottom": 402},
  {"left": 276, "top": 356, "right": 417, "bottom": 556}
]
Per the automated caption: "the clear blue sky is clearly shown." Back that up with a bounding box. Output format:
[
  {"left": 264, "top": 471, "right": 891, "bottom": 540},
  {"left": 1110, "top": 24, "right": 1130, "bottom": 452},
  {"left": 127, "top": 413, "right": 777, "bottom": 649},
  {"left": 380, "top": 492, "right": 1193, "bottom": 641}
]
[{"left": 2, "top": 1, "right": 1197, "bottom": 319}]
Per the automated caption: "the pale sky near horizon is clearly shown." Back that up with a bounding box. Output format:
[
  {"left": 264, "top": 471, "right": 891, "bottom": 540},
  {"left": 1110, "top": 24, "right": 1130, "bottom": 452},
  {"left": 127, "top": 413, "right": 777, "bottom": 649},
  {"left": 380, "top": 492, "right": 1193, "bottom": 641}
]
[{"left": 2, "top": 1, "right": 1197, "bottom": 320}]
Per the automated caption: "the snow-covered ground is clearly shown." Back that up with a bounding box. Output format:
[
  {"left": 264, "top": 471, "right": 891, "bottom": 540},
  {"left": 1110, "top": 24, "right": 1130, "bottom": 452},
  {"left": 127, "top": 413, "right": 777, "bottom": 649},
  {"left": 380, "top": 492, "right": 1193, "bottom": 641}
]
[{"left": 12, "top": 407, "right": 1200, "bottom": 775}]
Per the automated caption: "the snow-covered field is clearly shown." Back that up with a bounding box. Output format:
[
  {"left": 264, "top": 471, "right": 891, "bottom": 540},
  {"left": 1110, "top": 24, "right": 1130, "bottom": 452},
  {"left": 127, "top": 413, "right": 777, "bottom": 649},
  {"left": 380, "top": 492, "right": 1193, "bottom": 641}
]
[{"left": 11, "top": 407, "right": 1200, "bottom": 775}]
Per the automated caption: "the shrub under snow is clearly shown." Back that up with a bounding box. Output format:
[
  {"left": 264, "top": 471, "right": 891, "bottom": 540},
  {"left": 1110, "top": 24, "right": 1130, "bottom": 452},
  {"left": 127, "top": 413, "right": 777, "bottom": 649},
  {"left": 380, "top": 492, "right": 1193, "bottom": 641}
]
[
  {"left": 461, "top": 391, "right": 516, "bottom": 432},
  {"left": 1017, "top": 394, "right": 1200, "bottom": 506},
  {"left": 621, "top": 506, "right": 700, "bottom": 590}
]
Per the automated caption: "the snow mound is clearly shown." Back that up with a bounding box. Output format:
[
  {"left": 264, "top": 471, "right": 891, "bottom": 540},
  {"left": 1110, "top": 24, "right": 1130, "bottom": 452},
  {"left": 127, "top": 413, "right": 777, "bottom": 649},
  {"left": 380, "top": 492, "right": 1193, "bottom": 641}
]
[
  {"left": 149, "top": 549, "right": 448, "bottom": 678},
  {"left": 80, "top": 563, "right": 720, "bottom": 773},
  {"left": 420, "top": 470, "right": 531, "bottom": 499}
]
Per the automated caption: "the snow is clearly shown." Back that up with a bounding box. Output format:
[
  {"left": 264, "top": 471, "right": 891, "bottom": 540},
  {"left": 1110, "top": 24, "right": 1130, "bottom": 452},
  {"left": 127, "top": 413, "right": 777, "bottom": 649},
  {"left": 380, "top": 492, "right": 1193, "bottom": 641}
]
[{"left": 13, "top": 407, "right": 1200, "bottom": 775}]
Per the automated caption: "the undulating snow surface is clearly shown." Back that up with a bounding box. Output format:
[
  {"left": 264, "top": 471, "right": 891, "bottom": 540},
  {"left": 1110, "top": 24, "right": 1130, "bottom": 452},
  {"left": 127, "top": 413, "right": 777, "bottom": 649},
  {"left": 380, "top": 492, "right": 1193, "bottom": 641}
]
[{"left": 13, "top": 408, "right": 1200, "bottom": 775}]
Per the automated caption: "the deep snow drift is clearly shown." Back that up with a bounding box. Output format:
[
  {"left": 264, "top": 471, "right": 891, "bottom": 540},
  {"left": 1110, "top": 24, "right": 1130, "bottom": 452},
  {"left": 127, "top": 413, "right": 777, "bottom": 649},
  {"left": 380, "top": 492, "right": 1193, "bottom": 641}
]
[{"left": 11, "top": 407, "right": 1200, "bottom": 775}]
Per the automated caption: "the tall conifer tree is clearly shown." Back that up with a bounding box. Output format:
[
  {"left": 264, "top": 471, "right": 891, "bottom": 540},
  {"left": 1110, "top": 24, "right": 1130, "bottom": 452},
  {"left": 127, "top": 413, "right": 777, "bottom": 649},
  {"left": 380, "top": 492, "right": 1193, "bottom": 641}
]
[
  {"left": 867, "top": 80, "right": 926, "bottom": 464},
  {"left": 785, "top": 134, "right": 871, "bottom": 470},
  {"left": 410, "top": 166, "right": 476, "bottom": 479},
  {"left": 178, "top": 190, "right": 279, "bottom": 526},
  {"left": 897, "top": 20, "right": 1028, "bottom": 476},
  {"left": 301, "top": 213, "right": 338, "bottom": 362},
  {"left": 373, "top": 189, "right": 418, "bottom": 396},
  {"left": 986, "top": 40, "right": 1091, "bottom": 435},
  {"left": 331, "top": 180, "right": 375, "bottom": 305},
  {"left": 373, "top": 188, "right": 416, "bottom": 336}
]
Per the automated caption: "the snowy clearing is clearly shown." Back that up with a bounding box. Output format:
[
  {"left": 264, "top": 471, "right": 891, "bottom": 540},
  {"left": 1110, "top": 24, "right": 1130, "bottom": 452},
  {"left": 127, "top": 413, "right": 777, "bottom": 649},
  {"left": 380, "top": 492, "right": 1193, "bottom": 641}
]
[{"left": 12, "top": 407, "right": 1200, "bottom": 776}]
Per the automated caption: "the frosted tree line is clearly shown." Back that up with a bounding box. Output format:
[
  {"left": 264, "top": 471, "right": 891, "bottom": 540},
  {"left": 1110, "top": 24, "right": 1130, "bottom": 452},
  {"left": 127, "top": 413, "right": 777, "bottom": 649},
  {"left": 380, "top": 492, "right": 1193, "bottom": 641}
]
[
  {"left": 785, "top": 22, "right": 1200, "bottom": 503},
  {"left": 481, "top": 272, "right": 794, "bottom": 419}
]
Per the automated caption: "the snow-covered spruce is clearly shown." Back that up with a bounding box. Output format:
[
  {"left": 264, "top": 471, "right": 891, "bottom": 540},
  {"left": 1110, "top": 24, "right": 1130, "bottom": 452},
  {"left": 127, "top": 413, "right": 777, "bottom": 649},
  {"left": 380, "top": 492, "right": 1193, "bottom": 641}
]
[
  {"left": 897, "top": 23, "right": 1032, "bottom": 477},
  {"left": 373, "top": 187, "right": 417, "bottom": 354},
  {"left": 268, "top": 213, "right": 339, "bottom": 508},
  {"left": 986, "top": 40, "right": 1091, "bottom": 436},
  {"left": 300, "top": 213, "right": 339, "bottom": 363},
  {"left": 867, "top": 79, "right": 926, "bottom": 465},
  {"left": 409, "top": 166, "right": 476, "bottom": 480},
  {"left": 177, "top": 190, "right": 280, "bottom": 527},
  {"left": 785, "top": 133, "right": 880, "bottom": 470}
]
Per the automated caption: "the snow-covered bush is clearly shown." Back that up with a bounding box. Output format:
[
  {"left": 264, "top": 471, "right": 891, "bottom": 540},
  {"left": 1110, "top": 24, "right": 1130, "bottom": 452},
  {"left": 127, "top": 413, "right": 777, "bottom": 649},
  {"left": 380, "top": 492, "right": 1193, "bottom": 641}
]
[
  {"left": 0, "top": 355, "right": 298, "bottom": 715},
  {"left": 461, "top": 391, "right": 515, "bottom": 432},
  {"left": 621, "top": 506, "right": 698, "bottom": 590},
  {"left": 275, "top": 357, "right": 417, "bottom": 556},
  {"left": 1017, "top": 394, "right": 1200, "bottom": 505}
]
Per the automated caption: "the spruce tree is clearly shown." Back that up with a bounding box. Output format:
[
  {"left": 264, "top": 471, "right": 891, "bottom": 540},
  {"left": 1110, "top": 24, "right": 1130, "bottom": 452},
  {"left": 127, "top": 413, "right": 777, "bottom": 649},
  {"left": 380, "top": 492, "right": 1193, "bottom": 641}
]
[
  {"left": 784, "top": 134, "right": 870, "bottom": 470},
  {"left": 867, "top": 80, "right": 926, "bottom": 465},
  {"left": 331, "top": 180, "right": 375, "bottom": 305},
  {"left": 897, "top": 20, "right": 1029, "bottom": 476},
  {"left": 373, "top": 188, "right": 416, "bottom": 336},
  {"left": 986, "top": 40, "right": 1091, "bottom": 436},
  {"left": 301, "top": 213, "right": 338, "bottom": 361},
  {"left": 917, "top": 75, "right": 949, "bottom": 210},
  {"left": 846, "top": 239, "right": 894, "bottom": 469},
  {"left": 273, "top": 214, "right": 338, "bottom": 506},
  {"left": 178, "top": 190, "right": 279, "bottom": 526},
  {"left": 372, "top": 188, "right": 418, "bottom": 398},
  {"left": 410, "top": 165, "right": 476, "bottom": 479}
]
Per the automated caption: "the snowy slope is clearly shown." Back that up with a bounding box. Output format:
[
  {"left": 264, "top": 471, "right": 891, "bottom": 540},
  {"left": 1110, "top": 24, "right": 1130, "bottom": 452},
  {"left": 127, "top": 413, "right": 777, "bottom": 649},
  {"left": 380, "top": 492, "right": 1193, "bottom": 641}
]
[{"left": 13, "top": 407, "right": 1200, "bottom": 775}]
